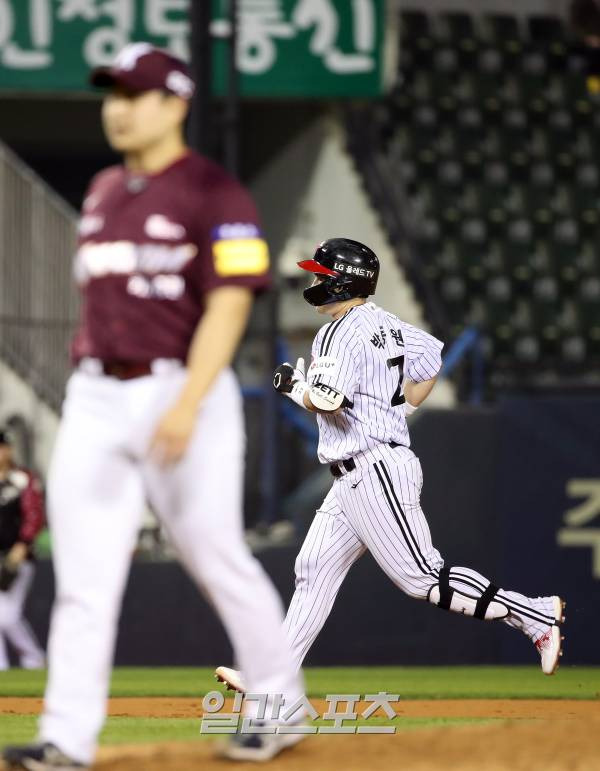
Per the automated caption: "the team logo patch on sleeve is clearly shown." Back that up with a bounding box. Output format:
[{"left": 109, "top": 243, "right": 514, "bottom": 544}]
[{"left": 211, "top": 223, "right": 270, "bottom": 276}]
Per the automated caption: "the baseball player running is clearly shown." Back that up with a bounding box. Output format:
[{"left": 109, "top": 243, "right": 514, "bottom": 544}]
[
  {"left": 0, "top": 428, "right": 45, "bottom": 671},
  {"left": 4, "top": 44, "right": 303, "bottom": 769},
  {"left": 216, "top": 238, "right": 565, "bottom": 694}
]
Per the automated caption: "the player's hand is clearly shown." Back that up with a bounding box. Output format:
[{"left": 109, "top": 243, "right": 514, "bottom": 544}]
[
  {"left": 150, "top": 401, "right": 197, "bottom": 466},
  {"left": 273, "top": 358, "right": 305, "bottom": 393},
  {"left": 6, "top": 542, "right": 27, "bottom": 567}
]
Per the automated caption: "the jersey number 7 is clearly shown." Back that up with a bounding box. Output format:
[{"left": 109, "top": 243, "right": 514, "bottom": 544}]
[{"left": 386, "top": 355, "right": 406, "bottom": 407}]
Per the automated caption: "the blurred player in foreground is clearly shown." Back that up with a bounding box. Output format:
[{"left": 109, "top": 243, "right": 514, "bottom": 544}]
[
  {"left": 3, "top": 43, "right": 303, "bottom": 769},
  {"left": 0, "top": 428, "right": 45, "bottom": 671},
  {"left": 216, "top": 238, "right": 565, "bottom": 694}
]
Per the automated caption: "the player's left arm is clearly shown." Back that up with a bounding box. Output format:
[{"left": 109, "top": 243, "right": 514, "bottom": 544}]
[
  {"left": 150, "top": 286, "right": 252, "bottom": 465},
  {"left": 403, "top": 375, "right": 438, "bottom": 409},
  {"left": 402, "top": 323, "right": 444, "bottom": 414}
]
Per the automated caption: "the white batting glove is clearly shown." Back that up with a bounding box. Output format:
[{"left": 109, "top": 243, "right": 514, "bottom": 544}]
[{"left": 292, "top": 357, "right": 305, "bottom": 382}]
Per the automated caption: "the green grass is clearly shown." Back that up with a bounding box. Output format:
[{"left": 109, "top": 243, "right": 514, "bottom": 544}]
[
  {"left": 1, "top": 666, "right": 598, "bottom": 700},
  {"left": 0, "top": 712, "right": 498, "bottom": 746},
  {"left": 1, "top": 666, "right": 598, "bottom": 748}
]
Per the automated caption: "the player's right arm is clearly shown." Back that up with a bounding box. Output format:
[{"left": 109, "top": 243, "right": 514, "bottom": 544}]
[
  {"left": 272, "top": 359, "right": 347, "bottom": 414},
  {"left": 273, "top": 319, "right": 360, "bottom": 413}
]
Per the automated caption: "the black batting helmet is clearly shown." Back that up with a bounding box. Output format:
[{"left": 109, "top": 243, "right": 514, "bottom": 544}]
[{"left": 298, "top": 238, "right": 380, "bottom": 306}]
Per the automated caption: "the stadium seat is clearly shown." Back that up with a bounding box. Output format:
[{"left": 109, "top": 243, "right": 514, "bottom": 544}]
[
  {"left": 550, "top": 145, "right": 577, "bottom": 183},
  {"left": 456, "top": 217, "right": 489, "bottom": 288},
  {"left": 440, "top": 12, "right": 479, "bottom": 67},
  {"left": 386, "top": 8, "right": 600, "bottom": 383},
  {"left": 520, "top": 50, "right": 549, "bottom": 96},
  {"left": 483, "top": 275, "right": 514, "bottom": 327},
  {"left": 400, "top": 10, "right": 435, "bottom": 68},
  {"left": 440, "top": 11, "right": 475, "bottom": 41},
  {"left": 513, "top": 332, "right": 543, "bottom": 368},
  {"left": 400, "top": 10, "right": 430, "bottom": 41},
  {"left": 469, "top": 161, "right": 511, "bottom": 216},
  {"left": 452, "top": 106, "right": 485, "bottom": 154},
  {"left": 439, "top": 273, "right": 470, "bottom": 330},
  {"left": 547, "top": 218, "right": 581, "bottom": 292},
  {"left": 569, "top": 163, "right": 600, "bottom": 213},
  {"left": 461, "top": 148, "right": 485, "bottom": 182},
  {"left": 576, "top": 277, "right": 600, "bottom": 342},
  {"left": 544, "top": 109, "right": 576, "bottom": 156},
  {"left": 527, "top": 15, "right": 569, "bottom": 70},
  {"left": 559, "top": 332, "right": 588, "bottom": 369},
  {"left": 501, "top": 218, "right": 540, "bottom": 292},
  {"left": 530, "top": 276, "right": 562, "bottom": 340},
  {"left": 468, "top": 49, "right": 505, "bottom": 104},
  {"left": 484, "top": 14, "right": 523, "bottom": 67},
  {"left": 428, "top": 48, "right": 463, "bottom": 102},
  {"left": 387, "top": 87, "right": 412, "bottom": 125},
  {"left": 431, "top": 160, "right": 464, "bottom": 207},
  {"left": 416, "top": 218, "right": 442, "bottom": 270},
  {"left": 562, "top": 70, "right": 592, "bottom": 103},
  {"left": 520, "top": 163, "right": 556, "bottom": 222},
  {"left": 408, "top": 103, "right": 440, "bottom": 153},
  {"left": 497, "top": 107, "right": 531, "bottom": 156}
]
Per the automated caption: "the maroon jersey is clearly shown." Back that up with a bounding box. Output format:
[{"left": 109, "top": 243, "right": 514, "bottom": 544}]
[
  {"left": 72, "top": 150, "right": 270, "bottom": 362},
  {"left": 0, "top": 468, "right": 45, "bottom": 554}
]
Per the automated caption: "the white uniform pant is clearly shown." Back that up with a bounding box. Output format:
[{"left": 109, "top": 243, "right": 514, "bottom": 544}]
[
  {"left": 40, "top": 368, "right": 302, "bottom": 764},
  {"left": 284, "top": 443, "right": 558, "bottom": 671},
  {"left": 0, "top": 561, "right": 45, "bottom": 670}
]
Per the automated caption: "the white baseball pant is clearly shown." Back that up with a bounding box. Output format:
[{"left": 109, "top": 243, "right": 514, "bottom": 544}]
[
  {"left": 0, "top": 561, "right": 45, "bottom": 670},
  {"left": 40, "top": 366, "right": 302, "bottom": 763},
  {"left": 284, "top": 443, "right": 558, "bottom": 671}
]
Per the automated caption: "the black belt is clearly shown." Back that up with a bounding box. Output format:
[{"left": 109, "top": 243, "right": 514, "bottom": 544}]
[
  {"left": 330, "top": 458, "right": 356, "bottom": 477},
  {"left": 330, "top": 442, "right": 402, "bottom": 478},
  {"left": 102, "top": 361, "right": 154, "bottom": 380}
]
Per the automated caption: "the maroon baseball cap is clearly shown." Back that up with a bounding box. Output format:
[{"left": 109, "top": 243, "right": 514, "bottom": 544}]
[{"left": 90, "top": 42, "right": 195, "bottom": 99}]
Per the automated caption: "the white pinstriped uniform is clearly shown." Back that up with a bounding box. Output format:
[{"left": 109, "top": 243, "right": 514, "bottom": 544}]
[{"left": 283, "top": 302, "right": 557, "bottom": 670}]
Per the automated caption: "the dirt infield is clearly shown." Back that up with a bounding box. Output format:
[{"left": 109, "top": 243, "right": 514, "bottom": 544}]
[
  {"left": 0, "top": 696, "right": 598, "bottom": 720},
  {"left": 95, "top": 717, "right": 600, "bottom": 771},
  {"left": 1, "top": 698, "right": 599, "bottom": 770}
]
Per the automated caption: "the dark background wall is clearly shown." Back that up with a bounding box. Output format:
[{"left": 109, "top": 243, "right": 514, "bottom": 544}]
[
  {"left": 23, "top": 399, "right": 599, "bottom": 667},
  {"left": 1, "top": 97, "right": 324, "bottom": 208}
]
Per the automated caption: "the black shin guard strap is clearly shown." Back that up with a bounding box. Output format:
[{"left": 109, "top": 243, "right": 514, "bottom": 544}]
[
  {"left": 437, "top": 566, "right": 453, "bottom": 610},
  {"left": 474, "top": 583, "right": 499, "bottom": 620}
]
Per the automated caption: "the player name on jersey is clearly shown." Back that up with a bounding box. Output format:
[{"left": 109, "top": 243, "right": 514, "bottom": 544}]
[{"left": 307, "top": 302, "right": 443, "bottom": 464}]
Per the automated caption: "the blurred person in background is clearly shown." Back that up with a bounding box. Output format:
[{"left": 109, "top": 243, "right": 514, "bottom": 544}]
[
  {"left": 0, "top": 428, "right": 45, "bottom": 671},
  {"left": 3, "top": 43, "right": 304, "bottom": 770},
  {"left": 570, "top": 0, "right": 600, "bottom": 92},
  {"left": 570, "top": 0, "right": 600, "bottom": 45}
]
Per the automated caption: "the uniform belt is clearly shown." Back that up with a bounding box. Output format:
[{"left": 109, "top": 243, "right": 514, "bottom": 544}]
[
  {"left": 330, "top": 442, "right": 402, "bottom": 478},
  {"left": 330, "top": 458, "right": 356, "bottom": 478},
  {"left": 78, "top": 358, "right": 184, "bottom": 380},
  {"left": 101, "top": 361, "right": 154, "bottom": 380}
]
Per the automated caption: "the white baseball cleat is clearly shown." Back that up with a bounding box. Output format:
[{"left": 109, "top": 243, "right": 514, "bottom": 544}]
[
  {"left": 552, "top": 595, "right": 566, "bottom": 624},
  {"left": 219, "top": 726, "right": 305, "bottom": 762},
  {"left": 535, "top": 596, "right": 565, "bottom": 675},
  {"left": 215, "top": 665, "right": 246, "bottom": 693}
]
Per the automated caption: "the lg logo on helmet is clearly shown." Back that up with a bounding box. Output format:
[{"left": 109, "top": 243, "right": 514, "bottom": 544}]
[{"left": 333, "top": 262, "right": 374, "bottom": 278}]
